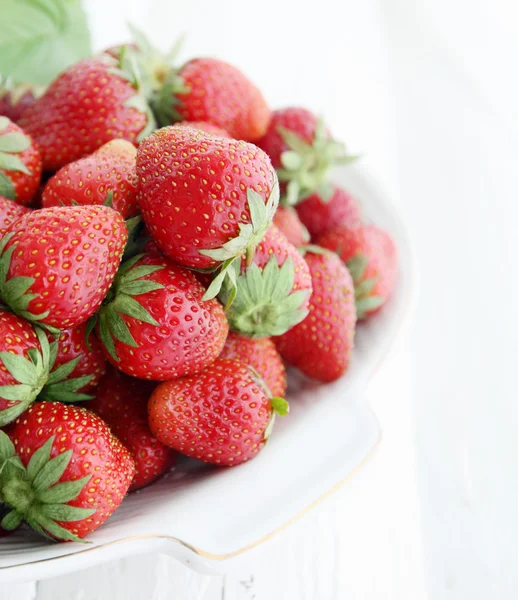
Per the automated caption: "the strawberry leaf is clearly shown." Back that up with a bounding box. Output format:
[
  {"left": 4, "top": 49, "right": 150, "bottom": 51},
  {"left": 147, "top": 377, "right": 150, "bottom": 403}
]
[{"left": 0, "top": 172, "right": 15, "bottom": 200}]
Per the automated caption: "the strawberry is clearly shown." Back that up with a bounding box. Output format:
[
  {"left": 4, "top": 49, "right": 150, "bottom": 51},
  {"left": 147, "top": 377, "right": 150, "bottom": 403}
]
[
  {"left": 0, "top": 116, "right": 42, "bottom": 206},
  {"left": 0, "top": 195, "right": 30, "bottom": 237},
  {"left": 0, "top": 81, "right": 44, "bottom": 123},
  {"left": 295, "top": 185, "right": 361, "bottom": 239},
  {"left": 46, "top": 324, "right": 107, "bottom": 395},
  {"left": 42, "top": 140, "right": 139, "bottom": 218},
  {"left": 219, "top": 225, "right": 312, "bottom": 337},
  {"left": 273, "top": 205, "right": 310, "bottom": 247},
  {"left": 96, "top": 252, "right": 228, "bottom": 381},
  {"left": 174, "top": 121, "right": 230, "bottom": 138},
  {"left": 19, "top": 54, "right": 155, "bottom": 171},
  {"left": 89, "top": 367, "right": 177, "bottom": 490},
  {"left": 0, "top": 205, "right": 127, "bottom": 329},
  {"left": 153, "top": 58, "right": 270, "bottom": 141},
  {"left": 0, "top": 310, "right": 108, "bottom": 425},
  {"left": 0, "top": 401, "right": 135, "bottom": 541},
  {"left": 219, "top": 332, "right": 287, "bottom": 397},
  {"left": 275, "top": 247, "right": 356, "bottom": 382},
  {"left": 136, "top": 126, "right": 279, "bottom": 288},
  {"left": 256, "top": 107, "right": 354, "bottom": 205},
  {"left": 317, "top": 224, "right": 397, "bottom": 319},
  {"left": 148, "top": 358, "right": 288, "bottom": 466}
]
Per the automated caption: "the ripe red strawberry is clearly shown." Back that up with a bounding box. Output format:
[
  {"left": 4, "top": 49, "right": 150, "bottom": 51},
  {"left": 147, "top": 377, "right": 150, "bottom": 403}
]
[
  {"left": 317, "top": 224, "right": 398, "bottom": 319},
  {"left": 220, "top": 225, "right": 312, "bottom": 337},
  {"left": 0, "top": 205, "right": 127, "bottom": 329},
  {"left": 0, "top": 401, "right": 135, "bottom": 541},
  {"left": 19, "top": 55, "right": 155, "bottom": 171},
  {"left": 153, "top": 58, "right": 270, "bottom": 141},
  {"left": 0, "top": 116, "right": 42, "bottom": 206},
  {"left": 137, "top": 126, "right": 278, "bottom": 277},
  {"left": 42, "top": 140, "right": 139, "bottom": 218},
  {"left": 295, "top": 185, "right": 361, "bottom": 239},
  {"left": 174, "top": 121, "right": 230, "bottom": 138},
  {"left": 275, "top": 248, "right": 356, "bottom": 382},
  {"left": 89, "top": 367, "right": 177, "bottom": 490},
  {"left": 273, "top": 206, "right": 309, "bottom": 247},
  {"left": 219, "top": 332, "right": 286, "bottom": 397},
  {"left": 0, "top": 195, "right": 30, "bottom": 237},
  {"left": 46, "top": 324, "right": 107, "bottom": 395},
  {"left": 148, "top": 358, "right": 288, "bottom": 466},
  {"left": 256, "top": 107, "right": 354, "bottom": 205},
  {"left": 0, "top": 82, "right": 44, "bottom": 123},
  {"left": 96, "top": 252, "right": 228, "bottom": 380}
]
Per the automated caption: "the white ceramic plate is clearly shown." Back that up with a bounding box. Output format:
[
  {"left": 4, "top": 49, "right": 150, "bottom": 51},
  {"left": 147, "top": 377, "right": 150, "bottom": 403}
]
[{"left": 0, "top": 164, "right": 414, "bottom": 583}]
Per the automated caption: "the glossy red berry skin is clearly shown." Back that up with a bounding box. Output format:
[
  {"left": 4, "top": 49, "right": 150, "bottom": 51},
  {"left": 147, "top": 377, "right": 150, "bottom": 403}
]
[
  {"left": 42, "top": 140, "right": 139, "bottom": 218},
  {"left": 176, "top": 58, "right": 270, "bottom": 141},
  {"left": 0, "top": 195, "right": 30, "bottom": 237},
  {"left": 256, "top": 107, "right": 320, "bottom": 167},
  {"left": 219, "top": 332, "right": 286, "bottom": 397},
  {"left": 9, "top": 401, "right": 135, "bottom": 539},
  {"left": 3, "top": 205, "right": 127, "bottom": 328},
  {"left": 148, "top": 359, "right": 273, "bottom": 466},
  {"left": 296, "top": 185, "right": 361, "bottom": 239},
  {"left": 100, "top": 253, "right": 229, "bottom": 381},
  {"left": 136, "top": 126, "right": 276, "bottom": 269},
  {"left": 174, "top": 121, "right": 230, "bottom": 138},
  {"left": 19, "top": 56, "right": 149, "bottom": 171},
  {"left": 275, "top": 250, "right": 357, "bottom": 383},
  {"left": 89, "top": 367, "right": 177, "bottom": 491}
]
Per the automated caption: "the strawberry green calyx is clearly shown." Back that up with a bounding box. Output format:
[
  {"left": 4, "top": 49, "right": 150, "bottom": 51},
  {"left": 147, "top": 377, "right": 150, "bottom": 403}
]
[
  {"left": 106, "top": 50, "right": 156, "bottom": 142},
  {"left": 220, "top": 256, "right": 310, "bottom": 338},
  {"left": 96, "top": 253, "right": 165, "bottom": 362},
  {"left": 0, "top": 328, "right": 94, "bottom": 426},
  {"left": 276, "top": 120, "right": 357, "bottom": 206},
  {"left": 201, "top": 181, "right": 280, "bottom": 302},
  {"left": 0, "top": 116, "right": 32, "bottom": 201},
  {"left": 346, "top": 254, "right": 384, "bottom": 318},
  {"left": 151, "top": 68, "right": 190, "bottom": 127},
  {"left": 0, "top": 327, "right": 51, "bottom": 426},
  {"left": 0, "top": 432, "right": 95, "bottom": 543},
  {"left": 264, "top": 396, "right": 290, "bottom": 441}
]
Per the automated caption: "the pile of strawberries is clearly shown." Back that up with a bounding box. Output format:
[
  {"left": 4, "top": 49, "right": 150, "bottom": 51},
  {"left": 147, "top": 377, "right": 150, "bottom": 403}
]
[{"left": 0, "top": 31, "right": 397, "bottom": 543}]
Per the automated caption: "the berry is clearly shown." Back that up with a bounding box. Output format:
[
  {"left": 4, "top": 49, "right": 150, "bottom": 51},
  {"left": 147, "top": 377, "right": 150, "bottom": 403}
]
[
  {"left": 0, "top": 205, "right": 127, "bottom": 329},
  {"left": 0, "top": 195, "right": 30, "bottom": 237},
  {"left": 153, "top": 58, "right": 270, "bottom": 141},
  {"left": 221, "top": 225, "right": 312, "bottom": 337},
  {"left": 275, "top": 248, "right": 356, "bottom": 382},
  {"left": 219, "top": 332, "right": 286, "bottom": 397},
  {"left": 0, "top": 402, "right": 135, "bottom": 541},
  {"left": 173, "top": 121, "right": 230, "bottom": 138},
  {"left": 89, "top": 367, "right": 177, "bottom": 490},
  {"left": 295, "top": 185, "right": 361, "bottom": 239},
  {"left": 317, "top": 224, "right": 397, "bottom": 319},
  {"left": 0, "top": 116, "right": 42, "bottom": 206},
  {"left": 256, "top": 107, "right": 353, "bottom": 205},
  {"left": 19, "top": 55, "right": 155, "bottom": 171},
  {"left": 273, "top": 205, "right": 309, "bottom": 247},
  {"left": 137, "top": 126, "right": 278, "bottom": 279},
  {"left": 0, "top": 82, "right": 43, "bottom": 123},
  {"left": 96, "top": 252, "right": 228, "bottom": 381},
  {"left": 148, "top": 358, "right": 288, "bottom": 466},
  {"left": 42, "top": 140, "right": 139, "bottom": 218}
]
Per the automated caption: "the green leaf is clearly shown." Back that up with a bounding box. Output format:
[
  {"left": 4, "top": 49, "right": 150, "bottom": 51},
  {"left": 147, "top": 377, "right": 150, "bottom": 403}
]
[
  {"left": 45, "top": 356, "right": 81, "bottom": 386},
  {"left": 41, "top": 503, "right": 96, "bottom": 522},
  {"left": 346, "top": 254, "right": 369, "bottom": 283},
  {"left": 103, "top": 190, "right": 113, "bottom": 208},
  {"left": 120, "top": 264, "right": 163, "bottom": 283},
  {"left": 0, "top": 118, "right": 9, "bottom": 132},
  {"left": 0, "top": 152, "right": 30, "bottom": 175},
  {"left": 0, "top": 0, "right": 92, "bottom": 86},
  {"left": 118, "top": 279, "right": 164, "bottom": 296},
  {"left": 356, "top": 295, "right": 385, "bottom": 319},
  {"left": 0, "top": 430, "right": 16, "bottom": 463},
  {"left": 0, "top": 396, "right": 32, "bottom": 425},
  {"left": 38, "top": 474, "right": 91, "bottom": 504},
  {"left": 0, "top": 132, "right": 31, "bottom": 153},
  {"left": 2, "top": 275, "right": 35, "bottom": 302},
  {"left": 247, "top": 189, "right": 267, "bottom": 234},
  {"left": 1, "top": 510, "right": 23, "bottom": 531},
  {"left": 271, "top": 397, "right": 289, "bottom": 417},
  {"left": 0, "top": 383, "right": 33, "bottom": 401},
  {"left": 26, "top": 436, "right": 54, "bottom": 481},
  {"left": 280, "top": 150, "right": 303, "bottom": 171},
  {"left": 0, "top": 351, "right": 39, "bottom": 385},
  {"left": 0, "top": 172, "right": 15, "bottom": 200},
  {"left": 113, "top": 294, "right": 159, "bottom": 326},
  {"left": 354, "top": 277, "right": 378, "bottom": 298},
  {"left": 127, "top": 22, "right": 153, "bottom": 54},
  {"left": 84, "top": 315, "right": 97, "bottom": 352},
  {"left": 98, "top": 311, "right": 118, "bottom": 362},
  {"left": 36, "top": 514, "right": 88, "bottom": 543},
  {"left": 32, "top": 450, "right": 73, "bottom": 492},
  {"left": 106, "top": 305, "right": 137, "bottom": 347}
]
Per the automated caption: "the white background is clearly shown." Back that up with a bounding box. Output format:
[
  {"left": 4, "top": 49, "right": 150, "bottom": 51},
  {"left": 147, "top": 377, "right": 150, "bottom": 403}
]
[{"left": 2, "top": 0, "right": 518, "bottom": 597}]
